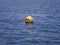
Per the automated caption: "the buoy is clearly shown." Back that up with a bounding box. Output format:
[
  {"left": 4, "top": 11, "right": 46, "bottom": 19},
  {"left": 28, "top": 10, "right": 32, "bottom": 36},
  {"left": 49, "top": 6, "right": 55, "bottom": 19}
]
[{"left": 25, "top": 16, "right": 33, "bottom": 23}]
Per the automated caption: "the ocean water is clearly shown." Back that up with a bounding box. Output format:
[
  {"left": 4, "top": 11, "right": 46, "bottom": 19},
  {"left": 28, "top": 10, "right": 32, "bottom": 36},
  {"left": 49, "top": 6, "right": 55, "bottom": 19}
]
[{"left": 0, "top": 0, "right": 60, "bottom": 45}]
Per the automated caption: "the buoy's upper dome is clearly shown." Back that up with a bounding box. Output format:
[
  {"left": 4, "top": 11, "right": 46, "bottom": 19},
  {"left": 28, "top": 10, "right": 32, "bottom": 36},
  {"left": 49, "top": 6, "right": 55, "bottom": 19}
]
[{"left": 25, "top": 16, "right": 33, "bottom": 23}]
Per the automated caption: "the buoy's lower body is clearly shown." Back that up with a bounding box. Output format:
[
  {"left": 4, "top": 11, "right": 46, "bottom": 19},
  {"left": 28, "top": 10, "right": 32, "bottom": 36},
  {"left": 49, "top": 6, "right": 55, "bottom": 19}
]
[{"left": 25, "top": 19, "right": 33, "bottom": 23}]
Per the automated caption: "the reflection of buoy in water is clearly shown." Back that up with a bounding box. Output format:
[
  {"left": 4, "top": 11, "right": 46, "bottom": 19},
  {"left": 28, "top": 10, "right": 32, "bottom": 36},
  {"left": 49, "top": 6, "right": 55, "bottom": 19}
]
[{"left": 25, "top": 16, "right": 33, "bottom": 23}]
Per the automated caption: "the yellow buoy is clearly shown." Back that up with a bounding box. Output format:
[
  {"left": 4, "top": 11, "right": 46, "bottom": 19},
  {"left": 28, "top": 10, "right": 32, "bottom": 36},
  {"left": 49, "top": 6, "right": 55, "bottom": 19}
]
[{"left": 25, "top": 16, "right": 33, "bottom": 23}]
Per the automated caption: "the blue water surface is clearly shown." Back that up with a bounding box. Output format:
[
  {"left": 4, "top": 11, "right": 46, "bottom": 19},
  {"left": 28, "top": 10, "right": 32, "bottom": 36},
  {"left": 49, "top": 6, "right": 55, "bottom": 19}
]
[{"left": 0, "top": 0, "right": 60, "bottom": 45}]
